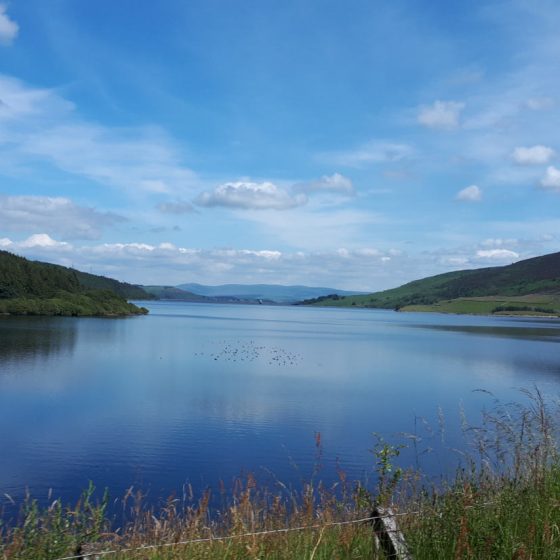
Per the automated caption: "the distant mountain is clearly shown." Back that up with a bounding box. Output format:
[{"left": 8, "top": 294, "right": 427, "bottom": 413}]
[
  {"left": 177, "top": 283, "right": 366, "bottom": 304},
  {"left": 302, "top": 251, "right": 560, "bottom": 315},
  {"left": 0, "top": 250, "right": 149, "bottom": 316}
]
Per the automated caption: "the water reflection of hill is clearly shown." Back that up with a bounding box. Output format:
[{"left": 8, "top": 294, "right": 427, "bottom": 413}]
[{"left": 0, "top": 317, "right": 77, "bottom": 366}]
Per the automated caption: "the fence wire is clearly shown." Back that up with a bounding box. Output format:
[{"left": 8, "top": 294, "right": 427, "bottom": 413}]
[{"left": 50, "top": 502, "right": 496, "bottom": 560}]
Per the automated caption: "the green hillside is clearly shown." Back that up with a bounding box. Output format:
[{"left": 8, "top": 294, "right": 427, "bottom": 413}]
[
  {"left": 0, "top": 250, "right": 149, "bottom": 316},
  {"left": 303, "top": 251, "right": 560, "bottom": 316}
]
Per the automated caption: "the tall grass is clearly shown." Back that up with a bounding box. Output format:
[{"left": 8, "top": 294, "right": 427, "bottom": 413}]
[{"left": 3, "top": 389, "right": 560, "bottom": 559}]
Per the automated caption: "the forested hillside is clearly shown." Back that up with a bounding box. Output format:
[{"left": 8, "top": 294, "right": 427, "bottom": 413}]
[
  {"left": 0, "top": 251, "right": 148, "bottom": 316},
  {"left": 75, "top": 270, "right": 154, "bottom": 300}
]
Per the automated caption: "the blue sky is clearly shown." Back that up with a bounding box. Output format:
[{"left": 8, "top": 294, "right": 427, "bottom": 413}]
[{"left": 0, "top": 0, "right": 559, "bottom": 290}]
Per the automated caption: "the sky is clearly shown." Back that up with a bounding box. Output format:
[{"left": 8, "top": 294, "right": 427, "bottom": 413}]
[{"left": 0, "top": 0, "right": 559, "bottom": 290}]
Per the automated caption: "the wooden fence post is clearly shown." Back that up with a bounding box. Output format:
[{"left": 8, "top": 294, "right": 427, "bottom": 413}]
[{"left": 372, "top": 506, "right": 412, "bottom": 559}]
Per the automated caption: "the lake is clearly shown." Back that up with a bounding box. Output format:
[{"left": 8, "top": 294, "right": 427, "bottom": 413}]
[{"left": 1, "top": 301, "right": 560, "bottom": 510}]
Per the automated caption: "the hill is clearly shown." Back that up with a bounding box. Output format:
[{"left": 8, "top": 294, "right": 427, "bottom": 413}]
[
  {"left": 0, "top": 250, "right": 149, "bottom": 316},
  {"left": 74, "top": 270, "right": 154, "bottom": 300},
  {"left": 178, "top": 283, "right": 365, "bottom": 304},
  {"left": 142, "top": 285, "right": 275, "bottom": 304},
  {"left": 142, "top": 285, "right": 222, "bottom": 302},
  {"left": 302, "top": 251, "right": 560, "bottom": 316}
]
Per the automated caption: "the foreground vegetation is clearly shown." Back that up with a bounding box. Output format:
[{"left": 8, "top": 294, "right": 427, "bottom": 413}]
[
  {"left": 3, "top": 390, "right": 560, "bottom": 559},
  {"left": 0, "top": 251, "right": 149, "bottom": 316},
  {"left": 303, "top": 251, "right": 560, "bottom": 315}
]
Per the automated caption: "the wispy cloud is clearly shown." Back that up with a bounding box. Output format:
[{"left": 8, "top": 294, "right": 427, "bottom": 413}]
[
  {"left": 156, "top": 200, "right": 195, "bottom": 215},
  {"left": 241, "top": 207, "right": 384, "bottom": 251},
  {"left": 317, "top": 141, "right": 414, "bottom": 168},
  {"left": 293, "top": 173, "right": 354, "bottom": 195},
  {"left": 0, "top": 75, "right": 198, "bottom": 196},
  {"left": 480, "top": 238, "right": 519, "bottom": 248}
]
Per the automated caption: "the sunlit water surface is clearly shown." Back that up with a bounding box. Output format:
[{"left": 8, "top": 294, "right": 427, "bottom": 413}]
[{"left": 1, "top": 302, "right": 559, "bottom": 509}]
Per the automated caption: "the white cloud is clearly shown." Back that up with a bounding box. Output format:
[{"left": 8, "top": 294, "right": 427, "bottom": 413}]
[
  {"left": 1, "top": 233, "right": 72, "bottom": 251},
  {"left": 417, "top": 100, "right": 465, "bottom": 129},
  {"left": 476, "top": 249, "right": 519, "bottom": 261},
  {"left": 0, "top": 195, "right": 124, "bottom": 239},
  {"left": 540, "top": 166, "right": 560, "bottom": 191},
  {"left": 456, "top": 185, "right": 482, "bottom": 202},
  {"left": 512, "top": 145, "right": 555, "bottom": 165},
  {"left": 0, "top": 4, "right": 18, "bottom": 46},
  {"left": 294, "top": 173, "right": 354, "bottom": 195},
  {"left": 318, "top": 141, "right": 414, "bottom": 168},
  {"left": 20, "top": 233, "right": 71, "bottom": 249},
  {"left": 196, "top": 181, "right": 307, "bottom": 210}
]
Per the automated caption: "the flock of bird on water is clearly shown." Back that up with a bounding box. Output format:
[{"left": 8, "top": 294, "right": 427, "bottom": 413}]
[{"left": 194, "top": 339, "right": 302, "bottom": 367}]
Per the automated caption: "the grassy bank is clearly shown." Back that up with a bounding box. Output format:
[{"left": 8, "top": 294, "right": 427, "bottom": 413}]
[{"left": 2, "top": 391, "right": 560, "bottom": 559}]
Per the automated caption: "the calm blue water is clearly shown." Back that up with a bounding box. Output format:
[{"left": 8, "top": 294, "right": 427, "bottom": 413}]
[{"left": 1, "top": 302, "right": 560, "bottom": 510}]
